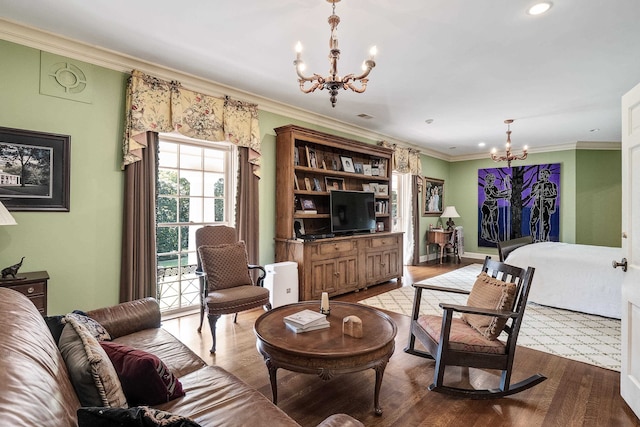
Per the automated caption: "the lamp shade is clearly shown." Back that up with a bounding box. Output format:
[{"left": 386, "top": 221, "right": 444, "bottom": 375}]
[
  {"left": 0, "top": 201, "right": 17, "bottom": 225},
  {"left": 441, "top": 206, "right": 460, "bottom": 219}
]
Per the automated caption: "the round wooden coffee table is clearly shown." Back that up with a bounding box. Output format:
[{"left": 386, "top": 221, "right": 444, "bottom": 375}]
[{"left": 254, "top": 301, "right": 397, "bottom": 415}]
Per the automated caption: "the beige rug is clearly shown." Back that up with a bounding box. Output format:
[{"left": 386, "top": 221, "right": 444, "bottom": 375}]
[{"left": 358, "top": 264, "right": 621, "bottom": 371}]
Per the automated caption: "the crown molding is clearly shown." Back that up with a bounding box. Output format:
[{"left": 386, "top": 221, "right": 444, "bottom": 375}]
[
  {"left": 575, "top": 141, "right": 621, "bottom": 150},
  {"left": 450, "top": 139, "right": 621, "bottom": 163}
]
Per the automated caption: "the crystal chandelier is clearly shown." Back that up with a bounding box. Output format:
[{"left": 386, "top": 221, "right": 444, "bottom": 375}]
[
  {"left": 293, "top": 0, "right": 377, "bottom": 107},
  {"left": 490, "top": 119, "right": 528, "bottom": 167}
]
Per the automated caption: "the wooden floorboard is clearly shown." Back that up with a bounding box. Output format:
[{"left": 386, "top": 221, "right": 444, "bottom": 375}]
[{"left": 162, "top": 258, "right": 640, "bottom": 427}]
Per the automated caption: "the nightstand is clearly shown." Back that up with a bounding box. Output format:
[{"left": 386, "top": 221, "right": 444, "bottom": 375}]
[
  {"left": 426, "top": 230, "right": 453, "bottom": 264},
  {"left": 0, "top": 271, "right": 49, "bottom": 314}
]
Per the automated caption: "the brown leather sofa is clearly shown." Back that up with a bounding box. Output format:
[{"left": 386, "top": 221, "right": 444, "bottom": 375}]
[{"left": 0, "top": 288, "right": 363, "bottom": 427}]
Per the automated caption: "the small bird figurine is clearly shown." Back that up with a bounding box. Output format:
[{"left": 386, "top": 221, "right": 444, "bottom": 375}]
[{"left": 1, "top": 257, "right": 25, "bottom": 279}]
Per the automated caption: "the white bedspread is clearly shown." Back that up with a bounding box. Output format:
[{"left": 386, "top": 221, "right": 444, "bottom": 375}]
[{"left": 505, "top": 242, "right": 623, "bottom": 319}]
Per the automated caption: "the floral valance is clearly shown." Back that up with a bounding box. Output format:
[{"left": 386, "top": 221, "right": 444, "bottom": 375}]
[
  {"left": 122, "top": 70, "right": 261, "bottom": 175},
  {"left": 378, "top": 141, "right": 422, "bottom": 175}
]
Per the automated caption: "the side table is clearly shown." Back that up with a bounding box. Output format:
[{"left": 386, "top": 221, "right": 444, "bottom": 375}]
[
  {"left": 427, "top": 229, "right": 453, "bottom": 264},
  {"left": 0, "top": 271, "right": 49, "bottom": 314}
]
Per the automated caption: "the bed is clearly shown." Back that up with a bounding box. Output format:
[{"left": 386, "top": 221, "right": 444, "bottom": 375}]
[{"left": 503, "top": 241, "right": 623, "bottom": 319}]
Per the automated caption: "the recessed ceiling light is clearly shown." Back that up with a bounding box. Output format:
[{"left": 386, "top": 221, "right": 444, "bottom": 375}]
[
  {"left": 589, "top": 128, "right": 600, "bottom": 132},
  {"left": 528, "top": 2, "right": 552, "bottom": 15},
  {"left": 478, "top": 142, "right": 486, "bottom": 147},
  {"left": 425, "top": 119, "right": 434, "bottom": 124}
]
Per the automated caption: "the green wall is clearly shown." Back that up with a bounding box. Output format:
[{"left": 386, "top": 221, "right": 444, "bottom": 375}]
[
  {"left": 2, "top": 39, "right": 622, "bottom": 314},
  {"left": 432, "top": 149, "right": 621, "bottom": 258},
  {"left": 575, "top": 150, "right": 621, "bottom": 246},
  {"left": 447, "top": 151, "right": 577, "bottom": 256},
  {"left": 0, "top": 40, "right": 127, "bottom": 313}
]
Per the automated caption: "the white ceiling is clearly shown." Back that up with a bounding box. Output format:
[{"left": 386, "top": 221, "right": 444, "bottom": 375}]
[{"left": 1, "top": 0, "right": 639, "bottom": 158}]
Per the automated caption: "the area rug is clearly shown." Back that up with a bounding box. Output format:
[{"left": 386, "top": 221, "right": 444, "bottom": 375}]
[{"left": 358, "top": 264, "right": 621, "bottom": 371}]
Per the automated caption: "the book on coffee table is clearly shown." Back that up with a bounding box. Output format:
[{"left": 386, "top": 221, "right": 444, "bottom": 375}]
[
  {"left": 283, "top": 309, "right": 329, "bottom": 330},
  {"left": 285, "top": 320, "right": 330, "bottom": 333}
]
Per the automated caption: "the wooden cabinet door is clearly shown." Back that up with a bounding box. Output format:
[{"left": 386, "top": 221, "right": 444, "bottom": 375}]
[
  {"left": 309, "top": 259, "right": 338, "bottom": 298},
  {"left": 309, "top": 255, "right": 358, "bottom": 299},
  {"left": 335, "top": 256, "right": 358, "bottom": 293}
]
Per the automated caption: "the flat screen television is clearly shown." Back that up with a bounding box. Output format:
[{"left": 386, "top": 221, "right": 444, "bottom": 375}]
[{"left": 330, "top": 190, "right": 376, "bottom": 234}]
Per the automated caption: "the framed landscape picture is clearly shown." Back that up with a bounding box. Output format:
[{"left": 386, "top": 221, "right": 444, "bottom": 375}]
[
  {"left": 0, "top": 127, "right": 70, "bottom": 211},
  {"left": 423, "top": 177, "right": 444, "bottom": 216}
]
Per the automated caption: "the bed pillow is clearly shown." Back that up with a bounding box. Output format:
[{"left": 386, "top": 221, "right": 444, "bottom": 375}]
[
  {"left": 58, "top": 317, "right": 127, "bottom": 408},
  {"left": 460, "top": 272, "right": 517, "bottom": 340},
  {"left": 197, "top": 241, "right": 252, "bottom": 290},
  {"left": 100, "top": 341, "right": 185, "bottom": 406},
  {"left": 77, "top": 406, "right": 201, "bottom": 427}
]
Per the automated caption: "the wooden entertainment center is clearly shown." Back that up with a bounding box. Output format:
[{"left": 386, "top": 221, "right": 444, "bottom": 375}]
[{"left": 274, "top": 125, "right": 403, "bottom": 301}]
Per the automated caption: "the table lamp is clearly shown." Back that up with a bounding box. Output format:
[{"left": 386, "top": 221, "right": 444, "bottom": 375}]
[{"left": 441, "top": 206, "right": 460, "bottom": 231}]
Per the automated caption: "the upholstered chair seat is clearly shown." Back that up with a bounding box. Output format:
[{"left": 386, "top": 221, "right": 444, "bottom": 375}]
[
  {"left": 206, "top": 286, "right": 269, "bottom": 315},
  {"left": 417, "top": 315, "right": 507, "bottom": 355}
]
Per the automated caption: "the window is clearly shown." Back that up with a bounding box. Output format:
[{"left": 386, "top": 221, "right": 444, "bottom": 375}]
[{"left": 156, "top": 133, "right": 237, "bottom": 314}]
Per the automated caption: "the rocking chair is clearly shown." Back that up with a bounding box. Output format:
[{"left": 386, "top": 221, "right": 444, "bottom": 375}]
[{"left": 404, "top": 256, "right": 546, "bottom": 398}]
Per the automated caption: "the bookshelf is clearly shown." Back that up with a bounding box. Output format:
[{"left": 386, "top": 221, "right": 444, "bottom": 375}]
[{"left": 274, "top": 125, "right": 403, "bottom": 300}]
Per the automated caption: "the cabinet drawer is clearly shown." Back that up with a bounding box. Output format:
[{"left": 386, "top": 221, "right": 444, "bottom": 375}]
[
  {"left": 11, "top": 281, "right": 45, "bottom": 296},
  {"left": 28, "top": 294, "right": 46, "bottom": 313},
  {"left": 309, "top": 240, "right": 357, "bottom": 260},
  {"left": 318, "top": 241, "right": 356, "bottom": 255},
  {"left": 368, "top": 235, "right": 399, "bottom": 248}
]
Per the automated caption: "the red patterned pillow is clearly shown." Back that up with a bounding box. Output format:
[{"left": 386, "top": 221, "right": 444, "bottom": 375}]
[{"left": 100, "top": 342, "right": 185, "bottom": 406}]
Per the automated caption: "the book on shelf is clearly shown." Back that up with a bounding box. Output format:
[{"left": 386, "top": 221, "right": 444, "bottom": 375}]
[
  {"left": 283, "top": 309, "right": 328, "bottom": 329},
  {"left": 285, "top": 320, "right": 330, "bottom": 333},
  {"left": 295, "top": 209, "right": 317, "bottom": 215}
]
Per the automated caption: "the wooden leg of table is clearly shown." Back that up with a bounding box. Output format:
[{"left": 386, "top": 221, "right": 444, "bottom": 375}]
[
  {"left": 265, "top": 359, "right": 279, "bottom": 404},
  {"left": 373, "top": 360, "right": 389, "bottom": 416}
]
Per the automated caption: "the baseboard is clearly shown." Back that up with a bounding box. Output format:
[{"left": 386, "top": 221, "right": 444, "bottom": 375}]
[{"left": 419, "top": 251, "right": 493, "bottom": 264}]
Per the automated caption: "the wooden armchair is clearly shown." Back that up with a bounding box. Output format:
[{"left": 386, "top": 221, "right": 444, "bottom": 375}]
[
  {"left": 404, "top": 256, "right": 545, "bottom": 398},
  {"left": 196, "top": 225, "right": 270, "bottom": 353}
]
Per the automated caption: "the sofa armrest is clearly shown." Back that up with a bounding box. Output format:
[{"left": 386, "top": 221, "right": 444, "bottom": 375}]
[
  {"left": 316, "top": 414, "right": 364, "bottom": 427},
  {"left": 85, "top": 297, "right": 161, "bottom": 339}
]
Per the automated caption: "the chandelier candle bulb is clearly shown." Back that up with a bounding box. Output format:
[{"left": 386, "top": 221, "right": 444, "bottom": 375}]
[{"left": 369, "top": 46, "right": 377, "bottom": 60}]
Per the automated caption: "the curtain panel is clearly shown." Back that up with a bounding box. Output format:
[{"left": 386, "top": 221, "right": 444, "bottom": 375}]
[
  {"left": 122, "top": 70, "right": 262, "bottom": 176},
  {"left": 378, "top": 141, "right": 422, "bottom": 175},
  {"left": 120, "top": 131, "right": 158, "bottom": 302}
]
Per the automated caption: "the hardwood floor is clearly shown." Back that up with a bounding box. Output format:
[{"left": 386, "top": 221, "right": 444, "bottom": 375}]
[{"left": 162, "top": 258, "right": 639, "bottom": 427}]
